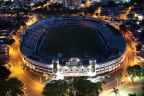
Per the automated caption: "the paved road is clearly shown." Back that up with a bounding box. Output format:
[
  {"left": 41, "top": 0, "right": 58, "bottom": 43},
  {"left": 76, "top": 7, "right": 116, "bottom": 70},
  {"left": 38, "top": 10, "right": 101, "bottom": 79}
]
[
  {"left": 7, "top": 6, "right": 139, "bottom": 96},
  {"left": 8, "top": 18, "right": 45, "bottom": 96}
]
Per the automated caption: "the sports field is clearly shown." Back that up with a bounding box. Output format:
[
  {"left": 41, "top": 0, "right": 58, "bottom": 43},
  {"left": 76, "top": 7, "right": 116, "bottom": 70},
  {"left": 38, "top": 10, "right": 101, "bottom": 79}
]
[{"left": 39, "top": 25, "right": 103, "bottom": 57}]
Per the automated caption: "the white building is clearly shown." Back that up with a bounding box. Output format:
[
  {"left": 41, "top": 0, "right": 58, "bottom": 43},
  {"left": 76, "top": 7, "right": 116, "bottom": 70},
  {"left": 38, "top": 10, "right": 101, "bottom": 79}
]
[{"left": 20, "top": 16, "right": 126, "bottom": 79}]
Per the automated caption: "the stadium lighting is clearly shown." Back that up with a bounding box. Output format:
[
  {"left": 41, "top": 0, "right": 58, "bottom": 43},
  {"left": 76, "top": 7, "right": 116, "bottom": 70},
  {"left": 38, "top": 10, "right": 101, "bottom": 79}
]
[
  {"left": 55, "top": 72, "right": 64, "bottom": 80},
  {"left": 57, "top": 64, "right": 61, "bottom": 68},
  {"left": 20, "top": 16, "right": 126, "bottom": 78},
  {"left": 138, "top": 15, "right": 143, "bottom": 21},
  {"left": 87, "top": 71, "right": 96, "bottom": 77},
  {"left": 48, "top": 64, "right": 53, "bottom": 68},
  {"left": 76, "top": 58, "right": 80, "bottom": 62},
  {"left": 88, "top": 64, "right": 92, "bottom": 68},
  {"left": 64, "top": 66, "right": 68, "bottom": 69}
]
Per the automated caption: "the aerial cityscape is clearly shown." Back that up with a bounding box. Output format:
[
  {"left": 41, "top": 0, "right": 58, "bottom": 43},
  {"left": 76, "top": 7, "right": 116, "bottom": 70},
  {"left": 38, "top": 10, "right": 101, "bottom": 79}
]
[{"left": 0, "top": 0, "right": 144, "bottom": 96}]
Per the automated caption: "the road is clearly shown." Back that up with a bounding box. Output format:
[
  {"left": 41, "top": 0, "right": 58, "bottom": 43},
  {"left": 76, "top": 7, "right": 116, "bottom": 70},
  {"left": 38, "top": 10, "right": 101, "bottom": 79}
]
[
  {"left": 7, "top": 17, "right": 45, "bottom": 96},
  {"left": 95, "top": 6, "right": 140, "bottom": 92},
  {"left": 6, "top": 5, "right": 141, "bottom": 96},
  {"left": 32, "top": 1, "right": 52, "bottom": 11}
]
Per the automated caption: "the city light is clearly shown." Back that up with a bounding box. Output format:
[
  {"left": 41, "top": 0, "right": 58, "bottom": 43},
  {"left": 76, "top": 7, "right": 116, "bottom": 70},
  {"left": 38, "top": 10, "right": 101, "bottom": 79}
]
[
  {"left": 55, "top": 72, "right": 64, "bottom": 80},
  {"left": 0, "top": 0, "right": 144, "bottom": 96},
  {"left": 87, "top": 71, "right": 96, "bottom": 77}
]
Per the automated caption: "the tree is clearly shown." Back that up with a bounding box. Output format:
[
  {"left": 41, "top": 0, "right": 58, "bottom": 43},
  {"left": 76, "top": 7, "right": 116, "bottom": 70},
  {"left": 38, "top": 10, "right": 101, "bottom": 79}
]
[
  {"left": 112, "top": 87, "right": 120, "bottom": 96},
  {"left": 84, "top": 2, "right": 101, "bottom": 15},
  {"left": 131, "top": 0, "right": 144, "bottom": 9},
  {"left": 42, "top": 80, "right": 68, "bottom": 96},
  {"left": 115, "top": 70, "right": 123, "bottom": 86},
  {"left": 73, "top": 78, "right": 102, "bottom": 96},
  {"left": 0, "top": 66, "right": 11, "bottom": 95},
  {"left": 127, "top": 13, "right": 135, "bottom": 19},
  {"left": 0, "top": 66, "right": 11, "bottom": 80},
  {"left": 66, "top": 78, "right": 77, "bottom": 96},
  {"left": 7, "top": 77, "right": 25, "bottom": 96},
  {"left": 0, "top": 77, "right": 25, "bottom": 96},
  {"left": 131, "top": 0, "right": 144, "bottom": 5},
  {"left": 42, "top": 78, "right": 103, "bottom": 96},
  {"left": 127, "top": 66, "right": 135, "bottom": 82},
  {"left": 8, "top": 39, "right": 15, "bottom": 45},
  {"left": 4, "top": 1, "right": 12, "bottom": 6},
  {"left": 0, "top": 80, "right": 8, "bottom": 96},
  {"left": 136, "top": 44, "right": 142, "bottom": 51},
  {"left": 127, "top": 65, "right": 142, "bottom": 82},
  {"left": 49, "top": 3, "right": 64, "bottom": 11}
]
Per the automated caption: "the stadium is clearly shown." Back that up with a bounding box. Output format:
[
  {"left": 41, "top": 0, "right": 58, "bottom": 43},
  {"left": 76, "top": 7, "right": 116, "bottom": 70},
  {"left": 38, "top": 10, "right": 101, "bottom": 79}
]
[{"left": 20, "top": 16, "right": 126, "bottom": 79}]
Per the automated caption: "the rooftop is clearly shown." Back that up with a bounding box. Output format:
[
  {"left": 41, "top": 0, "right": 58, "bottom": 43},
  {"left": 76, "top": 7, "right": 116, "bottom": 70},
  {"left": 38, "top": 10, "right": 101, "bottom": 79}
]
[{"left": 20, "top": 16, "right": 126, "bottom": 64}]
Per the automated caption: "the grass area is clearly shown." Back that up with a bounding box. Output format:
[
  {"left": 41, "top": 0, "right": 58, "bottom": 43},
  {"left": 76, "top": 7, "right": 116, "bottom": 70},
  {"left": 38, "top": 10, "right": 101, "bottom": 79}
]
[{"left": 39, "top": 25, "right": 104, "bottom": 57}]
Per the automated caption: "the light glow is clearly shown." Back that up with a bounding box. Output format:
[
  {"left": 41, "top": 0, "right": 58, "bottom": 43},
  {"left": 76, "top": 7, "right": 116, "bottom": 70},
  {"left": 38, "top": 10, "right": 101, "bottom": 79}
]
[{"left": 55, "top": 72, "right": 64, "bottom": 80}]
